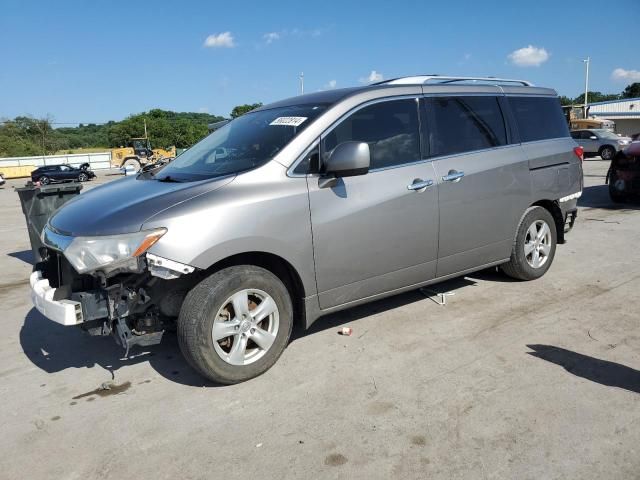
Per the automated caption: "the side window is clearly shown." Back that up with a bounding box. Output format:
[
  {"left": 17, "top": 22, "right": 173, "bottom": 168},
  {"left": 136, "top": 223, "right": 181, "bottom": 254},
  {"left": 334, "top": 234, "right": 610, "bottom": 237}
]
[
  {"left": 321, "top": 99, "right": 420, "bottom": 170},
  {"left": 292, "top": 143, "right": 320, "bottom": 175},
  {"left": 508, "top": 97, "right": 570, "bottom": 142},
  {"left": 428, "top": 96, "right": 507, "bottom": 157},
  {"left": 570, "top": 131, "right": 581, "bottom": 140}
]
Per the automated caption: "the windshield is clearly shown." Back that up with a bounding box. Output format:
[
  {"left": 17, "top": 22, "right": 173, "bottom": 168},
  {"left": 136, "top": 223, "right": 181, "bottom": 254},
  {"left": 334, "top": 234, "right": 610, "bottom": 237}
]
[{"left": 154, "top": 104, "right": 328, "bottom": 181}]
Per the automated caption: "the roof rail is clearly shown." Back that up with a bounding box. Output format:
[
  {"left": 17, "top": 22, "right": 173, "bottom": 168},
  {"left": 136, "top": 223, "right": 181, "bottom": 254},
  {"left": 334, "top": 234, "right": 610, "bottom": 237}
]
[{"left": 384, "top": 75, "right": 534, "bottom": 87}]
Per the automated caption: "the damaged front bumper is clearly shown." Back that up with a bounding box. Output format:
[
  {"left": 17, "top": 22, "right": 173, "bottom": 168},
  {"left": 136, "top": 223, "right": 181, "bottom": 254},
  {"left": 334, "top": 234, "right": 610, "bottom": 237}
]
[
  {"left": 30, "top": 247, "right": 199, "bottom": 356},
  {"left": 30, "top": 270, "right": 83, "bottom": 326}
]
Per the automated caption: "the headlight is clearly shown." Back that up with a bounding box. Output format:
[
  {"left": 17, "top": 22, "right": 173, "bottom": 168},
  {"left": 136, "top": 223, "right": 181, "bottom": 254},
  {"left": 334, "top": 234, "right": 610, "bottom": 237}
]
[{"left": 64, "top": 228, "right": 166, "bottom": 273}]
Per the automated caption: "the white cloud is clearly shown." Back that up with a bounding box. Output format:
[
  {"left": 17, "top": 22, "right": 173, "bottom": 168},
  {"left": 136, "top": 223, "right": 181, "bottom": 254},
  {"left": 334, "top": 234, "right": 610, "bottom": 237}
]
[
  {"left": 203, "top": 32, "right": 235, "bottom": 48},
  {"left": 360, "top": 70, "right": 383, "bottom": 83},
  {"left": 507, "top": 45, "right": 549, "bottom": 67},
  {"left": 463, "top": 53, "right": 472, "bottom": 61},
  {"left": 263, "top": 32, "right": 280, "bottom": 44},
  {"left": 198, "top": 107, "right": 209, "bottom": 113},
  {"left": 611, "top": 68, "right": 640, "bottom": 82},
  {"left": 323, "top": 80, "right": 337, "bottom": 90}
]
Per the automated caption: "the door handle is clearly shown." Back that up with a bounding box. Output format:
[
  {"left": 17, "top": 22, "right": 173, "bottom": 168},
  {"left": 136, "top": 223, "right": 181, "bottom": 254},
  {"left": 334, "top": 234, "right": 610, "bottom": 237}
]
[
  {"left": 407, "top": 179, "right": 434, "bottom": 191},
  {"left": 442, "top": 170, "right": 464, "bottom": 183}
]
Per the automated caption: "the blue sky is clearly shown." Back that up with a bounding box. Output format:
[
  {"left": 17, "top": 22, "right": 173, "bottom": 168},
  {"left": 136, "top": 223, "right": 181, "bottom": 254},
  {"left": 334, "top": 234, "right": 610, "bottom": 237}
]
[{"left": 1, "top": 0, "right": 638, "bottom": 124}]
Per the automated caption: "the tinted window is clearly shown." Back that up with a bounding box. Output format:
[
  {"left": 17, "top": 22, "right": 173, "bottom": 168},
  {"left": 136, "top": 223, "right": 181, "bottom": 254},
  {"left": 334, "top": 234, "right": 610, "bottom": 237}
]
[
  {"left": 570, "top": 131, "right": 581, "bottom": 139},
  {"left": 428, "top": 96, "right": 507, "bottom": 157},
  {"left": 293, "top": 144, "right": 320, "bottom": 175},
  {"left": 322, "top": 99, "right": 420, "bottom": 170},
  {"left": 508, "top": 97, "right": 569, "bottom": 142}
]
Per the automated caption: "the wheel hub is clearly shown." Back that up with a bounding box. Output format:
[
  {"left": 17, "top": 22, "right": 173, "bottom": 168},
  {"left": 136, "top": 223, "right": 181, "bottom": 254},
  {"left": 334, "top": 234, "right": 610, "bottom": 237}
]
[{"left": 212, "top": 288, "right": 280, "bottom": 366}]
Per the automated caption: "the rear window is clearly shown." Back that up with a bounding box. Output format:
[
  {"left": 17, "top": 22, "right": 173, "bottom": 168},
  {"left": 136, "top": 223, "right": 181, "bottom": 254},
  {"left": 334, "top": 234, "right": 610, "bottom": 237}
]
[
  {"left": 427, "top": 96, "right": 507, "bottom": 157},
  {"left": 508, "top": 97, "right": 569, "bottom": 142}
]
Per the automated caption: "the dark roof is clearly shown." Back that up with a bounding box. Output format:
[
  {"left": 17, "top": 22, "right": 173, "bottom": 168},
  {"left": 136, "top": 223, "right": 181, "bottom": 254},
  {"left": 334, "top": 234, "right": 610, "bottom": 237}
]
[{"left": 254, "top": 87, "right": 367, "bottom": 111}]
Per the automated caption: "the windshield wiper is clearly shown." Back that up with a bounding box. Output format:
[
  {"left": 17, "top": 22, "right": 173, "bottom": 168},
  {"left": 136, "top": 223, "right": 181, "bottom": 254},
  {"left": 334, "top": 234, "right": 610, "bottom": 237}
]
[{"left": 156, "top": 175, "right": 182, "bottom": 183}]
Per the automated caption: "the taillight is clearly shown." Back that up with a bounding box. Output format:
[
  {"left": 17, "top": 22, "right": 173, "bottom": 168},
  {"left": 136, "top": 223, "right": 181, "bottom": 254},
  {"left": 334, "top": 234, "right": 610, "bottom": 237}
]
[{"left": 573, "top": 146, "right": 584, "bottom": 162}]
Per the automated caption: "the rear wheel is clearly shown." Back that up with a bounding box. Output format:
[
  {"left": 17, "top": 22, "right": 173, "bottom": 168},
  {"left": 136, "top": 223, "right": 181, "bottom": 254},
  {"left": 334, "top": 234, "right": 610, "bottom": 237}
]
[
  {"left": 178, "top": 265, "right": 293, "bottom": 384},
  {"left": 501, "top": 206, "right": 557, "bottom": 281},
  {"left": 600, "top": 146, "right": 615, "bottom": 160},
  {"left": 39, "top": 175, "right": 50, "bottom": 185}
]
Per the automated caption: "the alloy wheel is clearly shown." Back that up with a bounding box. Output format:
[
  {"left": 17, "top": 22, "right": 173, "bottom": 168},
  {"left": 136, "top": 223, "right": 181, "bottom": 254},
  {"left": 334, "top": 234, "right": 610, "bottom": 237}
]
[
  {"left": 212, "top": 289, "right": 280, "bottom": 366},
  {"left": 524, "top": 220, "right": 551, "bottom": 269}
]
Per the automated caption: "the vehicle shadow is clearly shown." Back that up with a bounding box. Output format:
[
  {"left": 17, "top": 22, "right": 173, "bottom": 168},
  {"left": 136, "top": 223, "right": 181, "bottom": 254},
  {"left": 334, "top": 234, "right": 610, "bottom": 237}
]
[
  {"left": 19, "top": 273, "right": 497, "bottom": 387},
  {"left": 527, "top": 344, "right": 640, "bottom": 394},
  {"left": 579, "top": 184, "right": 640, "bottom": 210},
  {"left": 295, "top": 276, "right": 479, "bottom": 339},
  {"left": 20, "top": 308, "right": 217, "bottom": 388},
  {"left": 7, "top": 249, "right": 34, "bottom": 265}
]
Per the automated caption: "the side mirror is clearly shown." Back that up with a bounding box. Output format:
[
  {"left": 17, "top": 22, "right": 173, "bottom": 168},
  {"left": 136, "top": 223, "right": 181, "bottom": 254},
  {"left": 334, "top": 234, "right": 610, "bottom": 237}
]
[
  {"left": 590, "top": 136, "right": 598, "bottom": 140},
  {"left": 319, "top": 141, "right": 370, "bottom": 189},
  {"left": 325, "top": 141, "right": 370, "bottom": 176}
]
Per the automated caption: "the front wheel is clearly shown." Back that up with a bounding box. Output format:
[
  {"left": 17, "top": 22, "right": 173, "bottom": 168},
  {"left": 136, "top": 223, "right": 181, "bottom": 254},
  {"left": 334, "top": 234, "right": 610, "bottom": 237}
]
[
  {"left": 78, "top": 172, "right": 88, "bottom": 182},
  {"left": 39, "top": 175, "right": 50, "bottom": 185},
  {"left": 608, "top": 172, "right": 626, "bottom": 203},
  {"left": 501, "top": 206, "right": 557, "bottom": 281},
  {"left": 122, "top": 158, "right": 141, "bottom": 172},
  {"left": 178, "top": 265, "right": 293, "bottom": 384}
]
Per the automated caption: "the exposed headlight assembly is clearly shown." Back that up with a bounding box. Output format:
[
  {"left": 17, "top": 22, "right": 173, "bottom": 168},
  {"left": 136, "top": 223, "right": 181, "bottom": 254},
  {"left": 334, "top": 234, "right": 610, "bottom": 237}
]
[{"left": 63, "top": 228, "right": 166, "bottom": 274}]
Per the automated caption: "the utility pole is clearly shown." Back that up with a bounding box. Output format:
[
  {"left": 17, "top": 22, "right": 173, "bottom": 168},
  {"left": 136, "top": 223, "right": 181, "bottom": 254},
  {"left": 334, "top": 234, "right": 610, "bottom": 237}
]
[
  {"left": 583, "top": 57, "right": 590, "bottom": 118},
  {"left": 299, "top": 72, "right": 304, "bottom": 95}
]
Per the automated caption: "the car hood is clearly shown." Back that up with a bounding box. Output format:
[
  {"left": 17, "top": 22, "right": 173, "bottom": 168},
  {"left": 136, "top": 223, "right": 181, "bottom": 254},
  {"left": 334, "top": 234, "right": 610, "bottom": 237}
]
[{"left": 49, "top": 174, "right": 235, "bottom": 236}]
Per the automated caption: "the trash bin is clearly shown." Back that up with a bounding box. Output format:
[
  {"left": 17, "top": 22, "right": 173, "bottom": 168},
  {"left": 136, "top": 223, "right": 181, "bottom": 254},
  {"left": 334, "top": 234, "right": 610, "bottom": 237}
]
[{"left": 15, "top": 182, "right": 83, "bottom": 264}]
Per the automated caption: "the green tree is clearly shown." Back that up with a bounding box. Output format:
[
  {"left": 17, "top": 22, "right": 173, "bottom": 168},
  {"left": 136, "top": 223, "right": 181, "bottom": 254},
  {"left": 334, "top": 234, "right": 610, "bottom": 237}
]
[
  {"left": 0, "top": 109, "right": 225, "bottom": 158},
  {"left": 622, "top": 83, "right": 640, "bottom": 99},
  {"left": 230, "top": 103, "right": 263, "bottom": 118},
  {"left": 559, "top": 96, "right": 573, "bottom": 106},
  {"left": 573, "top": 91, "right": 619, "bottom": 105}
]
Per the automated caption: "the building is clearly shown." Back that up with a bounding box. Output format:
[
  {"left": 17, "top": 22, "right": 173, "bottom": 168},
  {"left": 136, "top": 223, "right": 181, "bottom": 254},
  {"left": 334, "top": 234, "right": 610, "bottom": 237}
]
[{"left": 587, "top": 98, "right": 640, "bottom": 137}]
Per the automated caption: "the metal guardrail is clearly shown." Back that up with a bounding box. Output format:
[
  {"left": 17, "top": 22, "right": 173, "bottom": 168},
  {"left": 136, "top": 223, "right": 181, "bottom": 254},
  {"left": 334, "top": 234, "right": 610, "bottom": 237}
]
[{"left": 0, "top": 151, "right": 113, "bottom": 174}]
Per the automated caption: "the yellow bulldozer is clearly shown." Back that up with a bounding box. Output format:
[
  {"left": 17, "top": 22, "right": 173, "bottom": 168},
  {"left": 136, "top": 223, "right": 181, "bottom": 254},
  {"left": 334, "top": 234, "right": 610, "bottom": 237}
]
[{"left": 111, "top": 137, "right": 176, "bottom": 171}]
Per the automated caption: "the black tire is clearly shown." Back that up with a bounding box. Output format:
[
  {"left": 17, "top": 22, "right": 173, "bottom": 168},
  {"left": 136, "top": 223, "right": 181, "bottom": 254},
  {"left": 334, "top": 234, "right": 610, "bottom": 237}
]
[
  {"left": 78, "top": 172, "right": 88, "bottom": 182},
  {"left": 178, "top": 265, "right": 293, "bottom": 384},
  {"left": 600, "top": 146, "right": 615, "bottom": 161},
  {"left": 39, "top": 175, "right": 50, "bottom": 185},
  {"left": 500, "top": 206, "right": 557, "bottom": 281},
  {"left": 608, "top": 172, "right": 626, "bottom": 203}
]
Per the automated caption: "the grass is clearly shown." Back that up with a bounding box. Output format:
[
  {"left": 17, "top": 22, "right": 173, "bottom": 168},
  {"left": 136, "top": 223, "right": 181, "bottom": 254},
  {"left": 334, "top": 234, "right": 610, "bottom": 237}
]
[{"left": 54, "top": 147, "right": 111, "bottom": 155}]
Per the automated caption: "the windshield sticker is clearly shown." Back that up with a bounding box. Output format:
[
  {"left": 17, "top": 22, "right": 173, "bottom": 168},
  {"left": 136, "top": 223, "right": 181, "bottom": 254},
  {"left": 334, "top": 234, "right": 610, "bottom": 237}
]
[{"left": 270, "top": 116, "right": 308, "bottom": 127}]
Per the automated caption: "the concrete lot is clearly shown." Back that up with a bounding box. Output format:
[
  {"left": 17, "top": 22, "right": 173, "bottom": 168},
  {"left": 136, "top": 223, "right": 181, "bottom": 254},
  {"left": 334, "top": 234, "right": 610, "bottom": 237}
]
[{"left": 0, "top": 161, "right": 638, "bottom": 479}]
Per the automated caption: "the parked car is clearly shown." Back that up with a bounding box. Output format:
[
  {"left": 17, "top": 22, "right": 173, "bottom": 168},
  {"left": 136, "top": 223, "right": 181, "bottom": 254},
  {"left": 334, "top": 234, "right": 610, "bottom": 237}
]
[
  {"left": 607, "top": 142, "right": 640, "bottom": 202},
  {"left": 30, "top": 163, "right": 96, "bottom": 184},
  {"left": 31, "top": 75, "right": 583, "bottom": 384},
  {"left": 570, "top": 129, "right": 632, "bottom": 160}
]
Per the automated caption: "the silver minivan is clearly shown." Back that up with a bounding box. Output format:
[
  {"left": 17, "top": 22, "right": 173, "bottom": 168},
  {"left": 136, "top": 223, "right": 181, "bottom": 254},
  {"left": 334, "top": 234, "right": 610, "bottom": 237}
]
[{"left": 31, "top": 75, "right": 583, "bottom": 384}]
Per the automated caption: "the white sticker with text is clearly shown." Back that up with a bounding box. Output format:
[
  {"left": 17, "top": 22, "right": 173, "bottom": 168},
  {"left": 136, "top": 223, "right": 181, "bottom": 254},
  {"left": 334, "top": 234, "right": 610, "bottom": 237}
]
[{"left": 270, "top": 116, "right": 308, "bottom": 127}]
